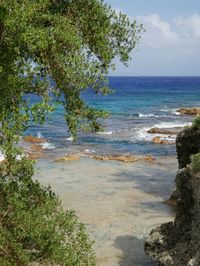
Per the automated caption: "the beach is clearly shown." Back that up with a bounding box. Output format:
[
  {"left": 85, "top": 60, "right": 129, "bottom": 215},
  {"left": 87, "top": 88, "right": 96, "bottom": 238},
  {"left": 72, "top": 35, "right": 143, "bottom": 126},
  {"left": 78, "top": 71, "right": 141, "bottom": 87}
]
[{"left": 35, "top": 155, "right": 177, "bottom": 265}]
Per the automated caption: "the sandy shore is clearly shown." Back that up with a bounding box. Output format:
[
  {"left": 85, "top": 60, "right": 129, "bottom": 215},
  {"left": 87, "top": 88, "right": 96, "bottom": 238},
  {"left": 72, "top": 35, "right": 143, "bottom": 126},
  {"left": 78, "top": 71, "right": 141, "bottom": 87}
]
[{"left": 35, "top": 156, "right": 177, "bottom": 266}]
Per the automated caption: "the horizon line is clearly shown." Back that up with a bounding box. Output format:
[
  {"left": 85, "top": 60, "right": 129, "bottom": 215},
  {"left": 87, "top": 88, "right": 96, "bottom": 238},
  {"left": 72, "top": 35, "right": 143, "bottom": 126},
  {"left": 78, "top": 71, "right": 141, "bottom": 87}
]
[{"left": 107, "top": 75, "right": 200, "bottom": 78}]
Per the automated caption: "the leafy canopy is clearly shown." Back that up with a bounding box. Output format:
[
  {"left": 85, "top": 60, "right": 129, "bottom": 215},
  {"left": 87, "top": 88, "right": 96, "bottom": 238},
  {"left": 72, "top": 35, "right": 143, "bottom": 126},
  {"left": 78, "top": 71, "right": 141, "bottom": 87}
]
[
  {"left": 192, "top": 116, "right": 200, "bottom": 129},
  {"left": 0, "top": 159, "right": 95, "bottom": 265},
  {"left": 0, "top": 0, "right": 142, "bottom": 140},
  {"left": 191, "top": 153, "right": 200, "bottom": 174}
]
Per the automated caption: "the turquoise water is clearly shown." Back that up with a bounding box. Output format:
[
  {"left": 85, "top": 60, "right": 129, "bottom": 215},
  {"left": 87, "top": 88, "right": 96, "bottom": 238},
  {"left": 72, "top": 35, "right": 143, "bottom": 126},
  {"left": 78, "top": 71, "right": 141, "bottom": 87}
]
[{"left": 28, "top": 76, "right": 200, "bottom": 157}]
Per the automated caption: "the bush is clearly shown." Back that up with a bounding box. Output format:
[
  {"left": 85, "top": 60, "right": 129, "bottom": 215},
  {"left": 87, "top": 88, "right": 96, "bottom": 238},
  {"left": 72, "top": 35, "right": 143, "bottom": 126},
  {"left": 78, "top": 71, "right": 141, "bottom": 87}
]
[
  {"left": 0, "top": 161, "right": 95, "bottom": 266},
  {"left": 192, "top": 116, "right": 200, "bottom": 129},
  {"left": 191, "top": 153, "right": 200, "bottom": 174}
]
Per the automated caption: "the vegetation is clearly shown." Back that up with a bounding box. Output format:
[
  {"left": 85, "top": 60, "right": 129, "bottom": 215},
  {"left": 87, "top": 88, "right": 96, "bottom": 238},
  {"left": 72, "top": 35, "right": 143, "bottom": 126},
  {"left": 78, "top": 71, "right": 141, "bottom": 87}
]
[
  {"left": 192, "top": 116, "right": 200, "bottom": 129},
  {"left": 191, "top": 153, "right": 200, "bottom": 174},
  {"left": 0, "top": 0, "right": 141, "bottom": 264},
  {"left": 0, "top": 0, "right": 142, "bottom": 139},
  {"left": 0, "top": 160, "right": 95, "bottom": 265}
]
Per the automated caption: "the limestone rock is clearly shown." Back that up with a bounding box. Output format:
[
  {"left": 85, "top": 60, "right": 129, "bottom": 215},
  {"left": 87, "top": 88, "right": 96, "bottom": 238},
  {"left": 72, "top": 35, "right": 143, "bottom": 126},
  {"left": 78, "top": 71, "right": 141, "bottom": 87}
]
[
  {"left": 145, "top": 167, "right": 200, "bottom": 266},
  {"left": 93, "top": 154, "right": 139, "bottom": 163},
  {"left": 31, "top": 144, "right": 43, "bottom": 151},
  {"left": 177, "top": 107, "right": 200, "bottom": 116},
  {"left": 151, "top": 137, "right": 174, "bottom": 145},
  {"left": 25, "top": 142, "right": 46, "bottom": 160},
  {"left": 24, "top": 135, "right": 47, "bottom": 144},
  {"left": 148, "top": 127, "right": 182, "bottom": 135},
  {"left": 93, "top": 154, "right": 155, "bottom": 163},
  {"left": 144, "top": 126, "right": 200, "bottom": 266}
]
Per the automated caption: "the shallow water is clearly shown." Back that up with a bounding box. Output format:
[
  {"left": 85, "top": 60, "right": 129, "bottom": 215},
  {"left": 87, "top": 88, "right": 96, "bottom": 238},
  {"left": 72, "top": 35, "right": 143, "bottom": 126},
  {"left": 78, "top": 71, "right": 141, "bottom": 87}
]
[{"left": 35, "top": 156, "right": 177, "bottom": 266}]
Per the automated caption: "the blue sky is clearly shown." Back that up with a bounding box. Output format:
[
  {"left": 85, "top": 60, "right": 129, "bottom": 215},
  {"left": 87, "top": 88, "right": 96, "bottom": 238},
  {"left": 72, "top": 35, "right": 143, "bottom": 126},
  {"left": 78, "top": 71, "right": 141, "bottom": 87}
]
[{"left": 105, "top": 0, "right": 200, "bottom": 76}]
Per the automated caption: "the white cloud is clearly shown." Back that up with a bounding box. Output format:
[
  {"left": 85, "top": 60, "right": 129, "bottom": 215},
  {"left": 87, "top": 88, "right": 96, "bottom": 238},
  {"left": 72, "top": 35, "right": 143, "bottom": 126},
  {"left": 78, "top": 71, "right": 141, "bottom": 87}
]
[
  {"left": 109, "top": 12, "right": 200, "bottom": 76},
  {"left": 174, "top": 14, "right": 200, "bottom": 39},
  {"left": 139, "top": 13, "right": 200, "bottom": 50},
  {"left": 140, "top": 14, "right": 179, "bottom": 48}
]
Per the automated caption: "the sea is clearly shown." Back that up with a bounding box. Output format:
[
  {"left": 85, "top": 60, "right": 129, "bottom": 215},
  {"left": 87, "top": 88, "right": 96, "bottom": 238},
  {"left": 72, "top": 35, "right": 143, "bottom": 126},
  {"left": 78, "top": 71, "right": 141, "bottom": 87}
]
[{"left": 27, "top": 76, "right": 200, "bottom": 158}]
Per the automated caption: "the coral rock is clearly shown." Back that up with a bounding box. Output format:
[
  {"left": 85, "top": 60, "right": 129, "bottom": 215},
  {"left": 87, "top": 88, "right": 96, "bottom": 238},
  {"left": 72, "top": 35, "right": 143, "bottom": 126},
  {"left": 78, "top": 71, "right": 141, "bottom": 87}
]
[
  {"left": 148, "top": 127, "right": 182, "bottom": 135},
  {"left": 177, "top": 107, "right": 200, "bottom": 116},
  {"left": 151, "top": 137, "right": 174, "bottom": 145},
  {"left": 24, "top": 135, "right": 47, "bottom": 144},
  {"left": 93, "top": 154, "right": 155, "bottom": 163}
]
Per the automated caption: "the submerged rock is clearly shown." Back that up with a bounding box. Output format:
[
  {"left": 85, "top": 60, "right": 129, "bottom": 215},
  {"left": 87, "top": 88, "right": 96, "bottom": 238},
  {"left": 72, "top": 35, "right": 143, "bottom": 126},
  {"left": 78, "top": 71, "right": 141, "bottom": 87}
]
[
  {"left": 54, "top": 153, "right": 155, "bottom": 164},
  {"left": 93, "top": 154, "right": 138, "bottom": 163},
  {"left": 28, "top": 152, "right": 46, "bottom": 160},
  {"left": 177, "top": 107, "right": 200, "bottom": 116},
  {"left": 54, "top": 154, "right": 81, "bottom": 162},
  {"left": 93, "top": 154, "right": 155, "bottom": 163},
  {"left": 144, "top": 126, "right": 200, "bottom": 266}
]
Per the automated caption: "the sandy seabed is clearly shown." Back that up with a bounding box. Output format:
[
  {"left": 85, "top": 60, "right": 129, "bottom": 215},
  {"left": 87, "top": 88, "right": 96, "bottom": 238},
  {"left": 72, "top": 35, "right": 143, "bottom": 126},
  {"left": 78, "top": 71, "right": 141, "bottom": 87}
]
[{"left": 35, "top": 156, "right": 177, "bottom": 266}]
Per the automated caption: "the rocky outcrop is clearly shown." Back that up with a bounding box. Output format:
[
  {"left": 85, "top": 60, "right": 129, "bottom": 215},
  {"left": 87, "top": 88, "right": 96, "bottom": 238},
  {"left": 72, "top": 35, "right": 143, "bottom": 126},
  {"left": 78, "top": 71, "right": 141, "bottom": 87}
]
[
  {"left": 151, "top": 137, "right": 174, "bottom": 145},
  {"left": 54, "top": 153, "right": 156, "bottom": 164},
  {"left": 177, "top": 107, "right": 200, "bottom": 116},
  {"left": 24, "top": 137, "right": 47, "bottom": 160},
  {"left": 176, "top": 127, "right": 200, "bottom": 169},
  {"left": 144, "top": 126, "right": 200, "bottom": 266},
  {"left": 147, "top": 127, "right": 183, "bottom": 145},
  {"left": 147, "top": 127, "right": 182, "bottom": 135},
  {"left": 93, "top": 154, "right": 155, "bottom": 163},
  {"left": 24, "top": 135, "right": 47, "bottom": 143}
]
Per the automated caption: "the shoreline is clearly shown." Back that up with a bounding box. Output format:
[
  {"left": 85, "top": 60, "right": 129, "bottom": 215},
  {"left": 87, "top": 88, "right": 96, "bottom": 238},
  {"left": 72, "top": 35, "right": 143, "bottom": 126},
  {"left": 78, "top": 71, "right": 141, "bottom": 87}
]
[{"left": 35, "top": 155, "right": 177, "bottom": 265}]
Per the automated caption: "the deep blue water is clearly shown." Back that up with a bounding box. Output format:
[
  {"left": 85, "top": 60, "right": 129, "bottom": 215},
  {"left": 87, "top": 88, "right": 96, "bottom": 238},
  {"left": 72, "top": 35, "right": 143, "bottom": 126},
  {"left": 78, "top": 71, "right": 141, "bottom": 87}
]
[{"left": 27, "top": 77, "right": 200, "bottom": 157}]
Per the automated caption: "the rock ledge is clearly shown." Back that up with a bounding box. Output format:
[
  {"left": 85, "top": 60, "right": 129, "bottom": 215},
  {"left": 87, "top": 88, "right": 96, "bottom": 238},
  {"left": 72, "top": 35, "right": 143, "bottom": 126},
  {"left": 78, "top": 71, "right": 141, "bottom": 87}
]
[{"left": 144, "top": 126, "right": 200, "bottom": 266}]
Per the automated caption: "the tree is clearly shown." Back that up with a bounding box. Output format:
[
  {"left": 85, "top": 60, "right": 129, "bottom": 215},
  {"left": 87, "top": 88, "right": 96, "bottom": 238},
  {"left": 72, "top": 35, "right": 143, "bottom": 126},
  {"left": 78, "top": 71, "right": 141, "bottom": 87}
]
[
  {"left": 0, "top": 0, "right": 142, "bottom": 264},
  {"left": 0, "top": 0, "right": 142, "bottom": 140}
]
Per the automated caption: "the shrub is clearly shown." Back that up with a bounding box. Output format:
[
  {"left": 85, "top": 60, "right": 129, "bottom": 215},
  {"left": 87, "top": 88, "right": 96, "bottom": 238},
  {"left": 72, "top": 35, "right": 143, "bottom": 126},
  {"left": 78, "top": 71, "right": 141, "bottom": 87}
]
[
  {"left": 0, "top": 160, "right": 95, "bottom": 266},
  {"left": 192, "top": 116, "right": 200, "bottom": 129},
  {"left": 191, "top": 153, "right": 200, "bottom": 174}
]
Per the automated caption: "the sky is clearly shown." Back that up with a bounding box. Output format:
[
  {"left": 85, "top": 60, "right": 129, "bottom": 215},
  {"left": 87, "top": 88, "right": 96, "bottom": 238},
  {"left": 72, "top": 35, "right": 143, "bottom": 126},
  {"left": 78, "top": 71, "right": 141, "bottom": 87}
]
[{"left": 105, "top": 0, "right": 200, "bottom": 76}]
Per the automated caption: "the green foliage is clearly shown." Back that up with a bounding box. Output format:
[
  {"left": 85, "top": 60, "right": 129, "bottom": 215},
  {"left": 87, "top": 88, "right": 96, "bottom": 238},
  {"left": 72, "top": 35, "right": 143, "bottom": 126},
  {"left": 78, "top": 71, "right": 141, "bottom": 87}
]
[
  {"left": 191, "top": 153, "right": 200, "bottom": 174},
  {"left": 0, "top": 0, "right": 142, "bottom": 138},
  {"left": 192, "top": 116, "right": 200, "bottom": 129},
  {"left": 0, "top": 1, "right": 141, "bottom": 264},
  {"left": 0, "top": 159, "right": 95, "bottom": 265}
]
